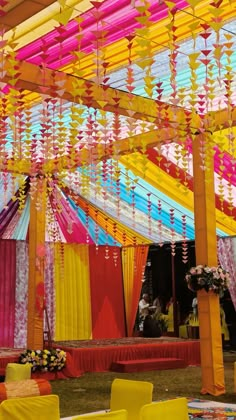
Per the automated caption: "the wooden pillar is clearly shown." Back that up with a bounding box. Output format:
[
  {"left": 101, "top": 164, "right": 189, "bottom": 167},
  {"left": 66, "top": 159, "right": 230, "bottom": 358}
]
[
  {"left": 27, "top": 178, "right": 47, "bottom": 349},
  {"left": 192, "top": 134, "right": 225, "bottom": 396}
]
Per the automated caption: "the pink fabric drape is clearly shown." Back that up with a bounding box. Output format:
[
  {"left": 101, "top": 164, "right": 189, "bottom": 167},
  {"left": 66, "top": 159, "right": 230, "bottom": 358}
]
[
  {"left": 89, "top": 246, "right": 126, "bottom": 339},
  {"left": 45, "top": 243, "right": 55, "bottom": 339},
  {"left": 50, "top": 189, "right": 94, "bottom": 244},
  {"left": 14, "top": 241, "right": 28, "bottom": 348},
  {"left": 0, "top": 240, "right": 16, "bottom": 347},
  {"left": 218, "top": 237, "right": 236, "bottom": 309}
]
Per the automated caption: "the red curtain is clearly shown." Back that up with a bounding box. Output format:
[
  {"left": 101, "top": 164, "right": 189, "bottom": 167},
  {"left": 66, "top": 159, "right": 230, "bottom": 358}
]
[
  {"left": 0, "top": 240, "right": 16, "bottom": 347},
  {"left": 89, "top": 246, "right": 126, "bottom": 339}
]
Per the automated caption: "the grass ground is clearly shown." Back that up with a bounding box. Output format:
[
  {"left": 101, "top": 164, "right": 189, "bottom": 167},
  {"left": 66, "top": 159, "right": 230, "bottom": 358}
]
[{"left": 51, "top": 353, "right": 236, "bottom": 418}]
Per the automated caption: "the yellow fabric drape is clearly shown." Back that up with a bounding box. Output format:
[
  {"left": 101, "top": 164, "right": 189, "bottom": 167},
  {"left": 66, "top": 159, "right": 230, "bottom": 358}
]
[
  {"left": 54, "top": 243, "right": 92, "bottom": 340},
  {"left": 122, "top": 247, "right": 135, "bottom": 336},
  {"left": 122, "top": 245, "right": 149, "bottom": 336},
  {"left": 120, "top": 153, "right": 236, "bottom": 236},
  {"left": 27, "top": 179, "right": 46, "bottom": 349}
]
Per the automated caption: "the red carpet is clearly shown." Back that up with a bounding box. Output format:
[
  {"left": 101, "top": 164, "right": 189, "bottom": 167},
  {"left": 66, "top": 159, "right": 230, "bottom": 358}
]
[{"left": 110, "top": 357, "right": 187, "bottom": 373}]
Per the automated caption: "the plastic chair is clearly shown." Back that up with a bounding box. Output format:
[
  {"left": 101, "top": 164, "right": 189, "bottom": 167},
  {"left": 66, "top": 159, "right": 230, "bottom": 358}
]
[
  {"left": 0, "top": 394, "right": 60, "bottom": 420},
  {"left": 5, "top": 363, "right": 31, "bottom": 382},
  {"left": 73, "top": 409, "right": 127, "bottom": 419},
  {"left": 140, "top": 397, "right": 189, "bottom": 420},
  {"left": 110, "top": 378, "right": 153, "bottom": 420}
]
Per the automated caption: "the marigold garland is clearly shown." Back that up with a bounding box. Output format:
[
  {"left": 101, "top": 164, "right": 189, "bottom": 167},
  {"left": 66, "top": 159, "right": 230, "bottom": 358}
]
[{"left": 19, "top": 348, "right": 66, "bottom": 372}]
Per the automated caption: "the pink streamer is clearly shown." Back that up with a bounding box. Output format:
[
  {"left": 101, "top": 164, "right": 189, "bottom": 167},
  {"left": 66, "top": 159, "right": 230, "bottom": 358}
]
[{"left": 17, "top": 0, "right": 188, "bottom": 68}]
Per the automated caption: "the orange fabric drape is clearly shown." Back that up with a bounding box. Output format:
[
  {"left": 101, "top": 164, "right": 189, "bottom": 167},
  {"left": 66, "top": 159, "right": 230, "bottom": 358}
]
[{"left": 122, "top": 245, "right": 149, "bottom": 336}]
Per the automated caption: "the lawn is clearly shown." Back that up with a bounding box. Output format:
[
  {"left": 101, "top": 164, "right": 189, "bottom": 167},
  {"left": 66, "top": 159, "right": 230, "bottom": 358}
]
[{"left": 51, "top": 353, "right": 236, "bottom": 418}]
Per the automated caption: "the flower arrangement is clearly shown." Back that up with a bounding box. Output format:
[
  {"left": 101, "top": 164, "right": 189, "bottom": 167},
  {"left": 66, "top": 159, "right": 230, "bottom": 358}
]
[
  {"left": 185, "top": 265, "right": 229, "bottom": 295},
  {"left": 19, "top": 348, "right": 66, "bottom": 372}
]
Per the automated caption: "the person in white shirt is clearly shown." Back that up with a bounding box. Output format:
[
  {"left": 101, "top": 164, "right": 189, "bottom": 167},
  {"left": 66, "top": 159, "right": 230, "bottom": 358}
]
[
  {"left": 138, "top": 293, "right": 150, "bottom": 331},
  {"left": 192, "top": 297, "right": 198, "bottom": 318}
]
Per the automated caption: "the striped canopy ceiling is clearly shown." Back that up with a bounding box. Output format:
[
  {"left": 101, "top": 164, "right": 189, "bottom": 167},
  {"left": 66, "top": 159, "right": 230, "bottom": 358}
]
[{"left": 0, "top": 0, "right": 235, "bottom": 246}]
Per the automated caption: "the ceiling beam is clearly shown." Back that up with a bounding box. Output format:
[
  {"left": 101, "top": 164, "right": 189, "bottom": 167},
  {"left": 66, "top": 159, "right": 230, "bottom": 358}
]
[
  {"left": 4, "top": 126, "right": 182, "bottom": 174},
  {"left": 208, "top": 108, "right": 236, "bottom": 131},
  {"left": 3, "top": 59, "right": 236, "bottom": 133},
  {"left": 2, "top": 59, "right": 201, "bottom": 130},
  {"left": 0, "top": 0, "right": 56, "bottom": 30}
]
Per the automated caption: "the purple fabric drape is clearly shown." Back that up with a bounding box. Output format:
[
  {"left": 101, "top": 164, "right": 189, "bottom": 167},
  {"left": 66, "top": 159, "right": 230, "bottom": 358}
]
[
  {"left": 0, "top": 240, "right": 16, "bottom": 347},
  {"left": 218, "top": 237, "right": 236, "bottom": 309}
]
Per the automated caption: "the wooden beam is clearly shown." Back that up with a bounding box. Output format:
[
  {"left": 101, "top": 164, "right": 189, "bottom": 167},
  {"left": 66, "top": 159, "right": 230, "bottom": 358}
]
[
  {"left": 192, "top": 133, "right": 225, "bottom": 396},
  {"left": 3, "top": 126, "right": 183, "bottom": 174},
  {"left": 0, "top": 0, "right": 56, "bottom": 30},
  {"left": 3, "top": 59, "right": 236, "bottom": 133},
  {"left": 209, "top": 107, "right": 236, "bottom": 131},
  {"left": 2, "top": 59, "right": 201, "bottom": 129}
]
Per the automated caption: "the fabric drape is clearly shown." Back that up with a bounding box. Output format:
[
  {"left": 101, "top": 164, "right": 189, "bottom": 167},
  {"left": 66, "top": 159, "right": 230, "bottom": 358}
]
[
  {"left": 45, "top": 243, "right": 55, "bottom": 340},
  {"left": 89, "top": 246, "right": 126, "bottom": 338},
  {"left": 54, "top": 243, "right": 92, "bottom": 340},
  {"left": 14, "top": 241, "right": 28, "bottom": 348},
  {"left": 218, "top": 237, "right": 236, "bottom": 309},
  {"left": 0, "top": 240, "right": 16, "bottom": 347},
  {"left": 64, "top": 187, "right": 151, "bottom": 245},
  {"left": 122, "top": 245, "right": 149, "bottom": 336}
]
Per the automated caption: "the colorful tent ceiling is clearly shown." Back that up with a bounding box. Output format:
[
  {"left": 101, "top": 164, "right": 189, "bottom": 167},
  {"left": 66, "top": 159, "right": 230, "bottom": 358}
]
[{"left": 0, "top": 0, "right": 235, "bottom": 246}]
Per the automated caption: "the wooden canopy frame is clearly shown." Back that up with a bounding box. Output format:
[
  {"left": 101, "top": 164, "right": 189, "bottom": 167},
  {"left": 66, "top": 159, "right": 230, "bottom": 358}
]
[{"left": 0, "top": 0, "right": 233, "bottom": 396}]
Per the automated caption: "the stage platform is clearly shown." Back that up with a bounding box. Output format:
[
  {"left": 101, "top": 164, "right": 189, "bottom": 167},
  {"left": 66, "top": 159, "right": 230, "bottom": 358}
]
[
  {"left": 55, "top": 337, "right": 201, "bottom": 376},
  {"left": 0, "top": 338, "right": 201, "bottom": 380}
]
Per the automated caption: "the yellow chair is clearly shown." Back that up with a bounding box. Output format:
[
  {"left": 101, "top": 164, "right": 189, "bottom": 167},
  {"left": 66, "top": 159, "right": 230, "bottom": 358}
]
[
  {"left": 74, "top": 409, "right": 127, "bottom": 419},
  {"left": 0, "top": 394, "right": 60, "bottom": 420},
  {"left": 110, "top": 378, "right": 153, "bottom": 420},
  {"left": 140, "top": 397, "right": 189, "bottom": 420},
  {"left": 5, "top": 363, "right": 31, "bottom": 382}
]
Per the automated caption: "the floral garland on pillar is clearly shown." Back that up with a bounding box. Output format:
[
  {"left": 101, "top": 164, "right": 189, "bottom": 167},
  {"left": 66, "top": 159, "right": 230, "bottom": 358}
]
[{"left": 185, "top": 265, "right": 230, "bottom": 295}]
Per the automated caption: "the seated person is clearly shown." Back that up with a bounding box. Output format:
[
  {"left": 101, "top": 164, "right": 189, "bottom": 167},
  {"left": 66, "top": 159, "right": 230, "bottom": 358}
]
[
  {"left": 143, "top": 315, "right": 162, "bottom": 338},
  {"left": 152, "top": 295, "right": 162, "bottom": 317}
]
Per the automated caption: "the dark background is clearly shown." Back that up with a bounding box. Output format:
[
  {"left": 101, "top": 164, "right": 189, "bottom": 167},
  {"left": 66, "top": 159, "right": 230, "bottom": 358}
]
[{"left": 141, "top": 240, "right": 196, "bottom": 322}]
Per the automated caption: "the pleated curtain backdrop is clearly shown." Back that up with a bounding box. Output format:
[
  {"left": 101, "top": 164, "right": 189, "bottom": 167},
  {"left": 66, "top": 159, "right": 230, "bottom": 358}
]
[
  {"left": 45, "top": 243, "right": 55, "bottom": 340},
  {"left": 54, "top": 243, "right": 92, "bottom": 341},
  {"left": 89, "top": 246, "right": 126, "bottom": 338},
  {"left": 122, "top": 245, "right": 149, "bottom": 336},
  {"left": 218, "top": 237, "right": 236, "bottom": 309},
  {"left": 0, "top": 240, "right": 16, "bottom": 347},
  {"left": 14, "top": 241, "right": 29, "bottom": 348}
]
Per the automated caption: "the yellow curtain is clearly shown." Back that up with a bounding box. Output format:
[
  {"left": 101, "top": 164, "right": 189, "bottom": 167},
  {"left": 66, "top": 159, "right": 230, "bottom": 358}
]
[
  {"left": 54, "top": 243, "right": 92, "bottom": 340},
  {"left": 122, "top": 245, "right": 149, "bottom": 336},
  {"left": 122, "top": 247, "right": 135, "bottom": 336},
  {"left": 120, "top": 153, "right": 236, "bottom": 236}
]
